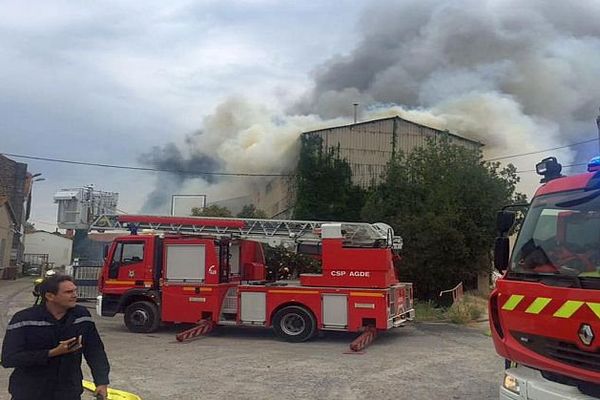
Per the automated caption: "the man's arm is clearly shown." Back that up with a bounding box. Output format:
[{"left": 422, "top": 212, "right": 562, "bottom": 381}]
[
  {"left": 81, "top": 310, "right": 110, "bottom": 386},
  {"left": 1, "top": 313, "right": 50, "bottom": 368}
]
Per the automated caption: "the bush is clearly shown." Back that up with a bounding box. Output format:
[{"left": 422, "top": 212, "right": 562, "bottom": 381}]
[
  {"left": 446, "top": 295, "right": 485, "bottom": 324},
  {"left": 361, "top": 138, "right": 525, "bottom": 299},
  {"left": 414, "top": 300, "right": 445, "bottom": 321}
]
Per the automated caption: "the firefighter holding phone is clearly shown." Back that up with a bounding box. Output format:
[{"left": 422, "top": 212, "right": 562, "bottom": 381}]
[{"left": 1, "top": 275, "right": 110, "bottom": 400}]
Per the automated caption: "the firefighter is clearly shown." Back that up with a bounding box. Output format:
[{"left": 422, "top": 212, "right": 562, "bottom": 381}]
[
  {"left": 32, "top": 269, "right": 57, "bottom": 305},
  {"left": 1, "top": 275, "right": 110, "bottom": 400}
]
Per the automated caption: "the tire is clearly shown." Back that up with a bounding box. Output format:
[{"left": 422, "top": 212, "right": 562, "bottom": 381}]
[
  {"left": 124, "top": 301, "right": 160, "bottom": 333},
  {"left": 272, "top": 305, "right": 316, "bottom": 342}
]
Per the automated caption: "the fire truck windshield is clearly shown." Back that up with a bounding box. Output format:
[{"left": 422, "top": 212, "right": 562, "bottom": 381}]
[{"left": 510, "top": 189, "right": 600, "bottom": 279}]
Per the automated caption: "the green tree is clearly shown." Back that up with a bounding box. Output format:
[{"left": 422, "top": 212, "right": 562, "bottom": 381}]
[
  {"left": 294, "top": 134, "right": 366, "bottom": 221},
  {"left": 237, "top": 204, "right": 268, "bottom": 219},
  {"left": 362, "top": 137, "right": 525, "bottom": 299},
  {"left": 191, "top": 204, "right": 232, "bottom": 217}
]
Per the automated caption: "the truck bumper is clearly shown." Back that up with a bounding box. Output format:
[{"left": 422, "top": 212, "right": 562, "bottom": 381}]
[
  {"left": 388, "top": 309, "right": 415, "bottom": 328},
  {"left": 500, "top": 366, "right": 597, "bottom": 400}
]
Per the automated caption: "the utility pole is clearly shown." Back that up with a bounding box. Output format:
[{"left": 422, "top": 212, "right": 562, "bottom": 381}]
[{"left": 353, "top": 103, "right": 359, "bottom": 124}]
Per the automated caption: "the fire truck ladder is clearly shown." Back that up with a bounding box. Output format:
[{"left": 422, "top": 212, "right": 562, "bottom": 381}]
[{"left": 90, "top": 214, "right": 402, "bottom": 248}]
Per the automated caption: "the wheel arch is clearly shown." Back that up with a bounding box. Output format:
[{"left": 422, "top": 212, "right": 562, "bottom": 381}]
[
  {"left": 118, "top": 289, "right": 160, "bottom": 313},
  {"left": 269, "top": 301, "right": 318, "bottom": 328}
]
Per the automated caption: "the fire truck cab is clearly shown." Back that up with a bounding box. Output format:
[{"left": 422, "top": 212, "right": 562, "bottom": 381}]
[
  {"left": 94, "top": 215, "right": 414, "bottom": 342},
  {"left": 492, "top": 156, "right": 600, "bottom": 399}
]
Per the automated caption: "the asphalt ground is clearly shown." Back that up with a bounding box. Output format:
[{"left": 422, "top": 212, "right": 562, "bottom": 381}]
[{"left": 0, "top": 278, "right": 504, "bottom": 399}]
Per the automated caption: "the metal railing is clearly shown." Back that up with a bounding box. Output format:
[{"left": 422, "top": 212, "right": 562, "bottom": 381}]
[{"left": 439, "top": 282, "right": 464, "bottom": 304}]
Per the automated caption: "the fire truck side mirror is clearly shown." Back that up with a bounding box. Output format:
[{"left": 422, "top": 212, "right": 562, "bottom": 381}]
[
  {"left": 103, "top": 245, "right": 109, "bottom": 260},
  {"left": 496, "top": 211, "right": 515, "bottom": 236},
  {"left": 494, "top": 237, "right": 509, "bottom": 272}
]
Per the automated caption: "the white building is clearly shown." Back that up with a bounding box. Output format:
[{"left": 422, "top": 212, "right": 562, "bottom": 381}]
[{"left": 24, "top": 231, "right": 73, "bottom": 268}]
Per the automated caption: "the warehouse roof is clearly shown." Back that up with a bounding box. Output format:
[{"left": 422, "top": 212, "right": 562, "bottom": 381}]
[{"left": 302, "top": 115, "right": 483, "bottom": 147}]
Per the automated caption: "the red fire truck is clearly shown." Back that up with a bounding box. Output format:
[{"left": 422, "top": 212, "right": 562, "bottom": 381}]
[
  {"left": 492, "top": 156, "right": 600, "bottom": 399},
  {"left": 91, "top": 215, "right": 414, "bottom": 342}
]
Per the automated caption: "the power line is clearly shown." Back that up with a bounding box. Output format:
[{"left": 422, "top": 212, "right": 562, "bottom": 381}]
[
  {"left": 1, "top": 152, "right": 294, "bottom": 178},
  {"left": 4, "top": 138, "right": 596, "bottom": 179},
  {"left": 485, "top": 138, "right": 598, "bottom": 162}
]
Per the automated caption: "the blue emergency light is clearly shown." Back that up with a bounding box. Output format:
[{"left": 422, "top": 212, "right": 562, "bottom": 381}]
[{"left": 588, "top": 156, "right": 600, "bottom": 172}]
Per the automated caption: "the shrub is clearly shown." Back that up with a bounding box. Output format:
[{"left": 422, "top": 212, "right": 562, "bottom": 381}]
[
  {"left": 447, "top": 294, "right": 486, "bottom": 324},
  {"left": 414, "top": 300, "right": 445, "bottom": 321}
]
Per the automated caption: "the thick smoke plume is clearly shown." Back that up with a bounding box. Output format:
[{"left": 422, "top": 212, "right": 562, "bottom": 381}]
[
  {"left": 143, "top": 0, "right": 600, "bottom": 211},
  {"left": 141, "top": 99, "right": 345, "bottom": 213},
  {"left": 296, "top": 0, "right": 600, "bottom": 184}
]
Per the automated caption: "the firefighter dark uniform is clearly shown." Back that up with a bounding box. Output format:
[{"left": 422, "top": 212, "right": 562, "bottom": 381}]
[{"left": 1, "top": 304, "right": 110, "bottom": 400}]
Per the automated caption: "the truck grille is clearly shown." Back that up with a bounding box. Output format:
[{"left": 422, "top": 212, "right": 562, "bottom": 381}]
[{"left": 511, "top": 331, "right": 600, "bottom": 372}]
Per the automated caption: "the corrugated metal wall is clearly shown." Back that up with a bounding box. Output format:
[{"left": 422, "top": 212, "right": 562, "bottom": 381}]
[
  {"left": 305, "top": 117, "right": 481, "bottom": 188},
  {"left": 251, "top": 176, "right": 295, "bottom": 218}
]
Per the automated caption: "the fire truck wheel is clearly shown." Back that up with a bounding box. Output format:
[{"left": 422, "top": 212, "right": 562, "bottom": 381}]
[
  {"left": 124, "top": 301, "right": 160, "bottom": 333},
  {"left": 272, "top": 306, "right": 316, "bottom": 342}
]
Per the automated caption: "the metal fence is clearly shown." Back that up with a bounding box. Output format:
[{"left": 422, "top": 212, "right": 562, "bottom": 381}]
[
  {"left": 73, "top": 265, "right": 102, "bottom": 300},
  {"left": 22, "top": 253, "right": 52, "bottom": 276}
]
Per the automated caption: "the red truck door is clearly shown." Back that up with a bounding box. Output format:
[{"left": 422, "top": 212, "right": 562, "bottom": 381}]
[
  {"left": 161, "top": 238, "right": 220, "bottom": 324},
  {"left": 103, "top": 236, "right": 155, "bottom": 294}
]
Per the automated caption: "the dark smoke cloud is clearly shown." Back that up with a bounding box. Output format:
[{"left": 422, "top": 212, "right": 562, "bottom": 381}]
[
  {"left": 290, "top": 0, "right": 600, "bottom": 194},
  {"left": 139, "top": 141, "right": 221, "bottom": 213},
  {"left": 294, "top": 0, "right": 600, "bottom": 140}
]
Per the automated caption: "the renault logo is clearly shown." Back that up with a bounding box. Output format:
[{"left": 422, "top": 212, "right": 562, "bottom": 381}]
[{"left": 578, "top": 324, "right": 594, "bottom": 346}]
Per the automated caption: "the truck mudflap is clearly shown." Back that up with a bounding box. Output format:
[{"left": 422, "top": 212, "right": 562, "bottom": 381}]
[{"left": 500, "top": 366, "right": 599, "bottom": 400}]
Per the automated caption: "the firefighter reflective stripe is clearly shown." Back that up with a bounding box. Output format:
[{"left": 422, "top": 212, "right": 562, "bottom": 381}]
[
  {"left": 587, "top": 302, "right": 600, "bottom": 319},
  {"left": 553, "top": 300, "right": 585, "bottom": 318},
  {"left": 6, "top": 321, "right": 53, "bottom": 330},
  {"left": 502, "top": 295, "right": 525, "bottom": 311},
  {"left": 73, "top": 316, "right": 94, "bottom": 324},
  {"left": 525, "top": 297, "right": 552, "bottom": 314}
]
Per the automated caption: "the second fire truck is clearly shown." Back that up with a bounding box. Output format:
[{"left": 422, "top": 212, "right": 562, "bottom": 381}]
[
  {"left": 492, "top": 156, "right": 600, "bottom": 399},
  {"left": 91, "top": 215, "right": 414, "bottom": 342}
]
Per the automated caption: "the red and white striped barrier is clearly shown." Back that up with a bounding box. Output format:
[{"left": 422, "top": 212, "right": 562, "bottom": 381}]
[
  {"left": 176, "top": 320, "right": 214, "bottom": 342},
  {"left": 349, "top": 326, "right": 377, "bottom": 352}
]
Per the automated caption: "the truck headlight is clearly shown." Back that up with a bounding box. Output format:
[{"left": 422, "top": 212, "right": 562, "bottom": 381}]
[{"left": 502, "top": 373, "right": 520, "bottom": 394}]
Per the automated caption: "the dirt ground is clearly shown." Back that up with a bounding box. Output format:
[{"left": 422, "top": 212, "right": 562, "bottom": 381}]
[{"left": 0, "top": 278, "right": 504, "bottom": 400}]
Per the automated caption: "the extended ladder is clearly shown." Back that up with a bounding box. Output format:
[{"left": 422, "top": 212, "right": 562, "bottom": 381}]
[{"left": 90, "top": 214, "right": 401, "bottom": 248}]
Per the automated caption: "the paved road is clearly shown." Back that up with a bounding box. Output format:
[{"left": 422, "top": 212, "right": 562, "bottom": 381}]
[{"left": 0, "top": 278, "right": 504, "bottom": 400}]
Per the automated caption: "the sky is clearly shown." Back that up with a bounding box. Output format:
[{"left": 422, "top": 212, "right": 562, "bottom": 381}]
[{"left": 2, "top": 0, "right": 600, "bottom": 231}]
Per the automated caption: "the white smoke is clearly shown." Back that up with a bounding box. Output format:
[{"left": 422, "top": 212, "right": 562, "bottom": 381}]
[{"left": 142, "top": 98, "right": 350, "bottom": 212}]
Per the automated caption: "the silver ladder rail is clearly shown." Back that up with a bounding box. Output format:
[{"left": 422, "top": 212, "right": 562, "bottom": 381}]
[{"left": 90, "top": 214, "right": 402, "bottom": 249}]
